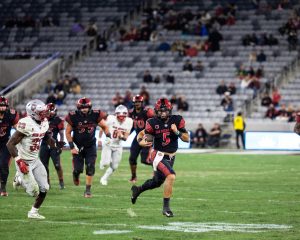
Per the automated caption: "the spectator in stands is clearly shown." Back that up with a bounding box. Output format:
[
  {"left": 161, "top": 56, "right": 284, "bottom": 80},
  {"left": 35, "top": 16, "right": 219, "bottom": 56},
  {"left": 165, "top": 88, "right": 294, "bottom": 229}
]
[
  {"left": 154, "top": 74, "right": 161, "bottom": 84},
  {"left": 216, "top": 80, "right": 228, "bottom": 95},
  {"left": 208, "top": 28, "right": 223, "bottom": 51},
  {"left": 272, "top": 87, "right": 281, "bottom": 107},
  {"left": 123, "top": 90, "right": 133, "bottom": 109},
  {"left": 182, "top": 59, "right": 193, "bottom": 73},
  {"left": 193, "top": 123, "right": 207, "bottom": 148},
  {"left": 257, "top": 50, "right": 267, "bottom": 63},
  {"left": 256, "top": 65, "right": 264, "bottom": 78},
  {"left": 70, "top": 21, "right": 85, "bottom": 35},
  {"left": 236, "top": 64, "right": 247, "bottom": 79},
  {"left": 44, "top": 79, "right": 54, "bottom": 94},
  {"left": 169, "top": 94, "right": 177, "bottom": 108},
  {"left": 165, "top": 70, "right": 175, "bottom": 84},
  {"left": 249, "top": 33, "right": 258, "bottom": 46},
  {"left": 177, "top": 95, "right": 189, "bottom": 112},
  {"left": 276, "top": 104, "right": 289, "bottom": 121},
  {"left": 287, "top": 104, "right": 295, "bottom": 122},
  {"left": 221, "top": 92, "right": 234, "bottom": 121},
  {"left": 207, "top": 123, "right": 222, "bottom": 147},
  {"left": 63, "top": 79, "right": 71, "bottom": 95},
  {"left": 70, "top": 81, "right": 81, "bottom": 94},
  {"left": 150, "top": 31, "right": 159, "bottom": 42},
  {"left": 227, "top": 82, "right": 236, "bottom": 95},
  {"left": 46, "top": 92, "right": 57, "bottom": 104},
  {"left": 140, "top": 86, "right": 150, "bottom": 105},
  {"left": 54, "top": 79, "right": 64, "bottom": 94},
  {"left": 268, "top": 34, "right": 278, "bottom": 46},
  {"left": 143, "top": 70, "right": 153, "bottom": 83},
  {"left": 194, "top": 60, "right": 204, "bottom": 72},
  {"left": 265, "top": 104, "right": 278, "bottom": 120},
  {"left": 185, "top": 44, "right": 198, "bottom": 57},
  {"left": 261, "top": 92, "right": 272, "bottom": 107},
  {"left": 248, "top": 77, "right": 261, "bottom": 98},
  {"left": 226, "top": 13, "right": 236, "bottom": 25},
  {"left": 111, "top": 92, "right": 124, "bottom": 107},
  {"left": 249, "top": 50, "right": 257, "bottom": 64},
  {"left": 86, "top": 21, "right": 98, "bottom": 37},
  {"left": 157, "top": 40, "right": 171, "bottom": 51}
]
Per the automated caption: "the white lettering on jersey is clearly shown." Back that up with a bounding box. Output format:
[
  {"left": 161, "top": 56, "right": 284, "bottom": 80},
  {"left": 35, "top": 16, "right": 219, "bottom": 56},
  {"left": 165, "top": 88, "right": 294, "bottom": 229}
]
[
  {"left": 106, "top": 115, "right": 133, "bottom": 147},
  {"left": 16, "top": 116, "right": 49, "bottom": 160}
]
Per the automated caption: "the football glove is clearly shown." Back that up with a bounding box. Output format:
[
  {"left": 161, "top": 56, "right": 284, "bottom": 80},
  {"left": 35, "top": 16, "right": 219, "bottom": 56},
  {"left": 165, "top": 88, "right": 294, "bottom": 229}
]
[{"left": 16, "top": 159, "right": 29, "bottom": 174}]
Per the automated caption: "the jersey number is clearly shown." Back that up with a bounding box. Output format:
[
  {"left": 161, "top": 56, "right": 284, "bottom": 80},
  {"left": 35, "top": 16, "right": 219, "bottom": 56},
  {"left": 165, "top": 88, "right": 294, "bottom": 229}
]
[
  {"left": 162, "top": 132, "right": 170, "bottom": 146},
  {"left": 30, "top": 138, "right": 41, "bottom": 152},
  {"left": 134, "top": 120, "right": 145, "bottom": 129}
]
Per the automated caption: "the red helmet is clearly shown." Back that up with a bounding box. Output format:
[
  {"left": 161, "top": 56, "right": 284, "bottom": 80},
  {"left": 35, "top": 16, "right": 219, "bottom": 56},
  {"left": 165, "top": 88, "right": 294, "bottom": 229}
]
[
  {"left": 154, "top": 98, "right": 172, "bottom": 119},
  {"left": 132, "top": 95, "right": 144, "bottom": 103},
  {"left": 47, "top": 102, "right": 57, "bottom": 118},
  {"left": 77, "top": 97, "right": 92, "bottom": 110},
  {"left": 0, "top": 96, "right": 9, "bottom": 107}
]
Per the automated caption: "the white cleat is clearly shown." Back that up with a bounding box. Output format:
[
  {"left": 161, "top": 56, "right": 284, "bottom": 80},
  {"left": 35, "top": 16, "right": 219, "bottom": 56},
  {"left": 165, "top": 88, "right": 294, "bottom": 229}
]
[
  {"left": 28, "top": 211, "right": 45, "bottom": 220},
  {"left": 100, "top": 177, "right": 108, "bottom": 186}
]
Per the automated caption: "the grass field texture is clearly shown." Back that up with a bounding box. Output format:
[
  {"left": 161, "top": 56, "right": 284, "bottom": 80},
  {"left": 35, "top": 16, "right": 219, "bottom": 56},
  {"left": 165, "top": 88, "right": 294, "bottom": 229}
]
[{"left": 0, "top": 151, "right": 299, "bottom": 240}]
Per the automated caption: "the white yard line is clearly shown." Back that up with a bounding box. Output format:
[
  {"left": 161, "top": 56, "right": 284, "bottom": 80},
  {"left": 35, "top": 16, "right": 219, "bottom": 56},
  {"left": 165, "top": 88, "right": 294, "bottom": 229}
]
[{"left": 93, "top": 230, "right": 132, "bottom": 235}]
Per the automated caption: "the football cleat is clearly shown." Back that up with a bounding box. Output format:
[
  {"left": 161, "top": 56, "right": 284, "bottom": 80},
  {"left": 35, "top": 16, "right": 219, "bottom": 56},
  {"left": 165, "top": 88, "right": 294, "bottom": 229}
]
[
  {"left": 0, "top": 191, "right": 8, "bottom": 197},
  {"left": 162, "top": 209, "right": 174, "bottom": 217},
  {"left": 73, "top": 173, "right": 80, "bottom": 186},
  {"left": 129, "top": 177, "right": 137, "bottom": 184},
  {"left": 59, "top": 182, "right": 65, "bottom": 190},
  {"left": 84, "top": 190, "right": 92, "bottom": 198},
  {"left": 100, "top": 177, "right": 108, "bottom": 186},
  {"left": 28, "top": 211, "right": 45, "bottom": 219},
  {"left": 131, "top": 186, "right": 140, "bottom": 204}
]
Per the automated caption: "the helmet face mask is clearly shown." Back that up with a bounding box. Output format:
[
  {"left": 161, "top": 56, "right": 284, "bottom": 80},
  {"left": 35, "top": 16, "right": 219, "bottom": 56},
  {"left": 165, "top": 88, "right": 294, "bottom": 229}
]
[
  {"left": 77, "top": 97, "right": 92, "bottom": 114},
  {"left": 26, "top": 99, "right": 48, "bottom": 122},
  {"left": 115, "top": 104, "right": 128, "bottom": 122},
  {"left": 0, "top": 96, "right": 9, "bottom": 113},
  {"left": 47, "top": 103, "right": 57, "bottom": 118},
  {"left": 155, "top": 98, "right": 172, "bottom": 120}
]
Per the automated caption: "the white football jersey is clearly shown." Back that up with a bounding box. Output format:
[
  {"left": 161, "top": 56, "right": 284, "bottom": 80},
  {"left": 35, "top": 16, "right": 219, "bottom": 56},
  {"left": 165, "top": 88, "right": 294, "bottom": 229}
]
[
  {"left": 16, "top": 116, "right": 49, "bottom": 160},
  {"left": 106, "top": 115, "right": 133, "bottom": 147}
]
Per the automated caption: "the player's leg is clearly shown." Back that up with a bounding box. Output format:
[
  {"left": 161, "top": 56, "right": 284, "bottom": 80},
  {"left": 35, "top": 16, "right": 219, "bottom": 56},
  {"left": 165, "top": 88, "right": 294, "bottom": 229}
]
[
  {"left": 0, "top": 145, "right": 11, "bottom": 196},
  {"left": 101, "top": 147, "right": 122, "bottom": 185},
  {"left": 128, "top": 139, "right": 141, "bottom": 182},
  {"left": 72, "top": 151, "right": 84, "bottom": 186},
  {"left": 50, "top": 148, "right": 64, "bottom": 189},
  {"left": 99, "top": 145, "right": 112, "bottom": 170},
  {"left": 84, "top": 145, "right": 97, "bottom": 198},
  {"left": 28, "top": 159, "right": 49, "bottom": 219},
  {"left": 39, "top": 144, "right": 51, "bottom": 185}
]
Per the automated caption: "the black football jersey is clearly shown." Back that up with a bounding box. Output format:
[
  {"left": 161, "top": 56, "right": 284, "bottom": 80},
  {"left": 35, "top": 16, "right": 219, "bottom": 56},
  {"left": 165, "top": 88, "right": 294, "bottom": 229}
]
[
  {"left": 145, "top": 115, "right": 186, "bottom": 153},
  {"left": 42, "top": 116, "right": 64, "bottom": 144},
  {"left": 0, "top": 109, "right": 19, "bottom": 144},
  {"left": 129, "top": 107, "right": 154, "bottom": 134},
  {"left": 65, "top": 110, "right": 106, "bottom": 147}
]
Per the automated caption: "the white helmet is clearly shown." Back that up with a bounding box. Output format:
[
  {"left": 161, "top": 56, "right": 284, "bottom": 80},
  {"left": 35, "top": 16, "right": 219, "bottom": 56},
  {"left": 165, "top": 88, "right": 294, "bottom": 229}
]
[
  {"left": 115, "top": 104, "right": 128, "bottom": 121},
  {"left": 26, "top": 99, "right": 48, "bottom": 121}
]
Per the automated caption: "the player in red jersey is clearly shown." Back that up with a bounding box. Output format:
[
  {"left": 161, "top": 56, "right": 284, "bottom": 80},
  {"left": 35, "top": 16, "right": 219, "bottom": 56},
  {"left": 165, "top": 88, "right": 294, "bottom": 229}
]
[
  {"left": 0, "top": 96, "right": 19, "bottom": 196},
  {"left": 131, "top": 98, "right": 190, "bottom": 217}
]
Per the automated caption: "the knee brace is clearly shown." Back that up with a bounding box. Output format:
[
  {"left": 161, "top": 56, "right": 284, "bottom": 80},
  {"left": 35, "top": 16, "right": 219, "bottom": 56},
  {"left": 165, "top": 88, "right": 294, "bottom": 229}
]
[{"left": 86, "top": 163, "right": 95, "bottom": 176}]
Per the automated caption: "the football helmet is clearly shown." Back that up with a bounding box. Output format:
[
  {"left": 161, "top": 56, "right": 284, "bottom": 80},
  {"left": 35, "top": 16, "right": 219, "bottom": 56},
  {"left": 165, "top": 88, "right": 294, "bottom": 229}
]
[
  {"left": 26, "top": 99, "right": 48, "bottom": 121},
  {"left": 132, "top": 95, "right": 143, "bottom": 110},
  {"left": 115, "top": 104, "right": 128, "bottom": 122},
  {"left": 47, "top": 103, "right": 57, "bottom": 118},
  {"left": 154, "top": 98, "right": 172, "bottom": 120},
  {"left": 0, "top": 96, "right": 9, "bottom": 113},
  {"left": 77, "top": 97, "right": 92, "bottom": 109}
]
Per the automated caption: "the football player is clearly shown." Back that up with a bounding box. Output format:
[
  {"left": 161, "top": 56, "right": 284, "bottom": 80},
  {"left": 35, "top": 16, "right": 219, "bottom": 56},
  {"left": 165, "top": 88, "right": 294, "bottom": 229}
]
[
  {"left": 40, "top": 103, "right": 65, "bottom": 189},
  {"left": 99, "top": 105, "right": 133, "bottom": 185},
  {"left": 131, "top": 98, "right": 190, "bottom": 217},
  {"left": 65, "top": 97, "right": 110, "bottom": 198},
  {"left": 294, "top": 112, "right": 300, "bottom": 135},
  {"left": 128, "top": 95, "right": 154, "bottom": 183},
  {"left": 0, "top": 96, "right": 19, "bottom": 196},
  {"left": 7, "top": 99, "right": 55, "bottom": 219}
]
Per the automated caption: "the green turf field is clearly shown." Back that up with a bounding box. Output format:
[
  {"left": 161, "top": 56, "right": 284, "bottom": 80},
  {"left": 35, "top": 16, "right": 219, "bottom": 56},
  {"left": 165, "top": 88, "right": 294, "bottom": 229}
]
[{"left": 0, "top": 151, "right": 300, "bottom": 240}]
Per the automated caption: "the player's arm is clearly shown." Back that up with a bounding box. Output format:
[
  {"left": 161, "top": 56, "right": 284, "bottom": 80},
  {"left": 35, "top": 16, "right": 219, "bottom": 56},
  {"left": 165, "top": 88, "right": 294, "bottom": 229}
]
[
  {"left": 171, "top": 124, "right": 190, "bottom": 143},
  {"left": 66, "top": 122, "right": 78, "bottom": 155},
  {"left": 6, "top": 130, "right": 25, "bottom": 158},
  {"left": 98, "top": 128, "right": 103, "bottom": 148},
  {"left": 98, "top": 119, "right": 111, "bottom": 138},
  {"left": 137, "top": 129, "right": 152, "bottom": 147}
]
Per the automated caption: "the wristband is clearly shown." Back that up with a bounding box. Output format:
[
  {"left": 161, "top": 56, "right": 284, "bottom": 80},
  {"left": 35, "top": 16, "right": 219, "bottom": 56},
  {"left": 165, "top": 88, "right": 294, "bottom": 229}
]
[
  {"left": 69, "top": 142, "right": 75, "bottom": 149},
  {"left": 175, "top": 131, "right": 182, "bottom": 137}
]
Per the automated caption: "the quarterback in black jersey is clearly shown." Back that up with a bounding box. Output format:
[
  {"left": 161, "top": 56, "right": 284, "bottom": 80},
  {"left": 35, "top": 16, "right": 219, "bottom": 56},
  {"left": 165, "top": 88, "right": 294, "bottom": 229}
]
[
  {"left": 131, "top": 98, "right": 189, "bottom": 217},
  {"left": 40, "top": 103, "right": 65, "bottom": 189},
  {"left": 128, "top": 95, "right": 154, "bottom": 183},
  {"left": 0, "top": 96, "right": 19, "bottom": 196},
  {"left": 65, "top": 97, "right": 110, "bottom": 198}
]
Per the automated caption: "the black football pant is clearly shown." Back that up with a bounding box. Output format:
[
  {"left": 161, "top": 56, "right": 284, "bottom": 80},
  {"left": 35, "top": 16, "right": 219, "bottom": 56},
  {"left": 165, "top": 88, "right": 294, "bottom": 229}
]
[
  {"left": 129, "top": 138, "right": 151, "bottom": 165},
  {"left": 0, "top": 144, "right": 11, "bottom": 190},
  {"left": 39, "top": 144, "right": 62, "bottom": 178},
  {"left": 72, "top": 144, "right": 97, "bottom": 176}
]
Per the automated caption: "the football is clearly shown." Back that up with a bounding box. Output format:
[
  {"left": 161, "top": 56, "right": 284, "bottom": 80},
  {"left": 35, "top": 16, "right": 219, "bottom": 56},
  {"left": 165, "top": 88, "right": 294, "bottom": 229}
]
[{"left": 144, "top": 134, "right": 154, "bottom": 142}]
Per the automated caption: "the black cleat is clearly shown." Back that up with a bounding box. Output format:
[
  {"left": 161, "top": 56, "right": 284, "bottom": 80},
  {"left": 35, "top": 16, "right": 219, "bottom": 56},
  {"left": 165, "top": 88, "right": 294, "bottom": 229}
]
[
  {"left": 131, "top": 186, "right": 140, "bottom": 204},
  {"left": 162, "top": 209, "right": 174, "bottom": 217}
]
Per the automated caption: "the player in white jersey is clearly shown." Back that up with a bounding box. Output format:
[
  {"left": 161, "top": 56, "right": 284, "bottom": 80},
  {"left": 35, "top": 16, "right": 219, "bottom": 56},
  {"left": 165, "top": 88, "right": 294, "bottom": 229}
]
[
  {"left": 99, "top": 105, "right": 133, "bottom": 185},
  {"left": 6, "top": 99, "right": 55, "bottom": 220}
]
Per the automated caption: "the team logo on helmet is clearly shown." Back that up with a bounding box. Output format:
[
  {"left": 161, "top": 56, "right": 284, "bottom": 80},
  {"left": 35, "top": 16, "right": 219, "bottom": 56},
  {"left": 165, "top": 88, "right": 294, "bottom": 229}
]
[{"left": 132, "top": 95, "right": 144, "bottom": 103}]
